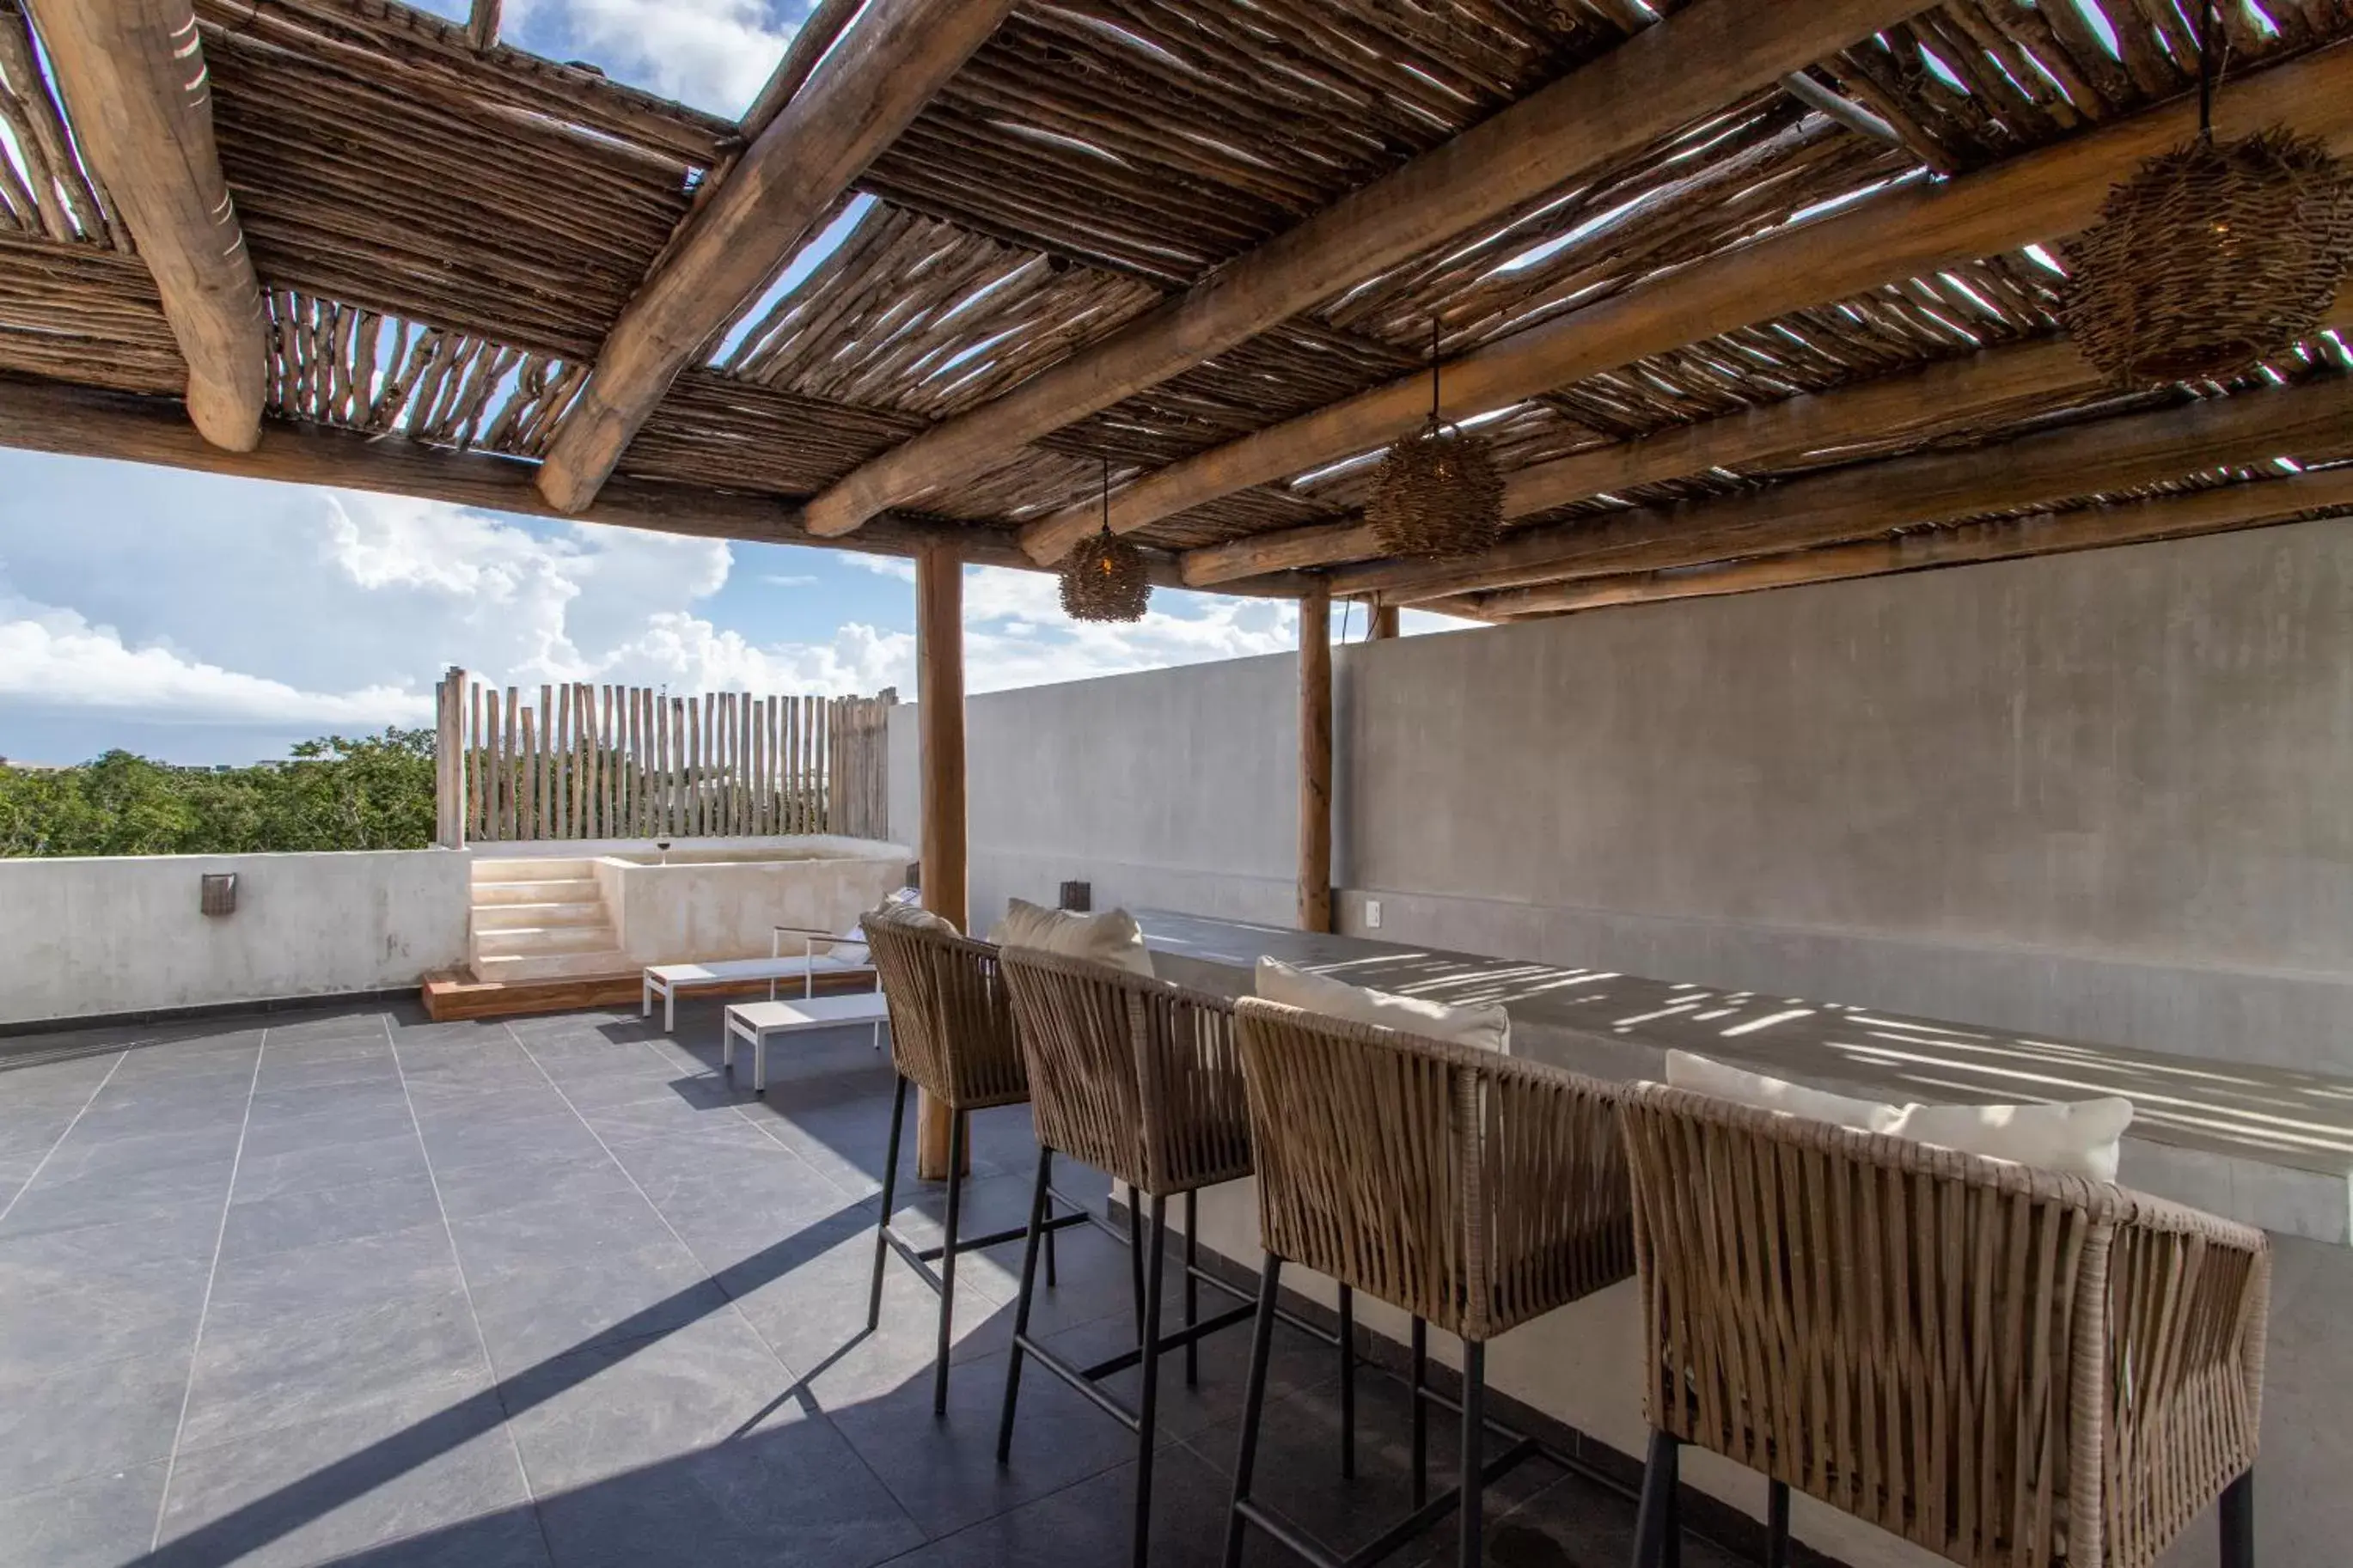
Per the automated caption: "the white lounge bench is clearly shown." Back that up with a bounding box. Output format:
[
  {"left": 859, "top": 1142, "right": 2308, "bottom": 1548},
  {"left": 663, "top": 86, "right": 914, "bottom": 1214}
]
[
  {"left": 642, "top": 926, "right": 871, "bottom": 1033},
  {"left": 724, "top": 991, "right": 891, "bottom": 1095}
]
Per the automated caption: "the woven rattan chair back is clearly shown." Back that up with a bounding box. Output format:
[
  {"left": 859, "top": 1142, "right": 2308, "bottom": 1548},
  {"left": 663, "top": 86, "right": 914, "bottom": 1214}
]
[
  {"left": 860, "top": 909, "right": 1030, "bottom": 1112},
  {"left": 1231, "top": 998, "right": 1633, "bottom": 1343},
  {"left": 1621, "top": 1083, "right": 2271, "bottom": 1568},
  {"left": 1000, "top": 947, "right": 1252, "bottom": 1199}
]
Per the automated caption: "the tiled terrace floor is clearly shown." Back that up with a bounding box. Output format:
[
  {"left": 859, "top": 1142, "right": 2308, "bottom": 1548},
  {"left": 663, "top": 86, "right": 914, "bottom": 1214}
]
[{"left": 0, "top": 1000, "right": 1721, "bottom": 1568}]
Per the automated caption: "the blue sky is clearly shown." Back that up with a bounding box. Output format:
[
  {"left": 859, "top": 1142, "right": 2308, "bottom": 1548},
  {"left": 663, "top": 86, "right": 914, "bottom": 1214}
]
[{"left": 0, "top": 0, "right": 1443, "bottom": 767}]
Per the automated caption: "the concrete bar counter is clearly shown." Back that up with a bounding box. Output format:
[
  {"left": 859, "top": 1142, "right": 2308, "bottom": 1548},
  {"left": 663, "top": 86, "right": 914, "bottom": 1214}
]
[{"left": 1136, "top": 910, "right": 2353, "bottom": 1568}]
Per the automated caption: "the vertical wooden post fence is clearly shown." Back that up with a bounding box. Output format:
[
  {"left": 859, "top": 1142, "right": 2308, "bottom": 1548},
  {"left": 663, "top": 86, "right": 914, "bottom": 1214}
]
[{"left": 441, "top": 679, "right": 896, "bottom": 844}]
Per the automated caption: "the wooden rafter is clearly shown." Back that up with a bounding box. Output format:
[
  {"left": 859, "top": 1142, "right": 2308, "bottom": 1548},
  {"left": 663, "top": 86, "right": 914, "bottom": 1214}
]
[
  {"left": 1183, "top": 291, "right": 2353, "bottom": 588},
  {"left": 1036, "top": 40, "right": 2353, "bottom": 558},
  {"left": 797, "top": 0, "right": 1929, "bottom": 548},
  {"left": 0, "top": 373, "right": 1308, "bottom": 599},
  {"left": 1445, "top": 470, "right": 2353, "bottom": 620},
  {"left": 26, "top": 0, "right": 266, "bottom": 449},
  {"left": 533, "top": 0, "right": 1018, "bottom": 515},
  {"left": 1333, "top": 372, "right": 2353, "bottom": 605}
]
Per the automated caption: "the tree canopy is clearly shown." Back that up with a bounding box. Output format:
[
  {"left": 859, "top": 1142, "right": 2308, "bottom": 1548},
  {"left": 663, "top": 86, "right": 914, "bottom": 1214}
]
[{"left": 0, "top": 729, "right": 437, "bottom": 857}]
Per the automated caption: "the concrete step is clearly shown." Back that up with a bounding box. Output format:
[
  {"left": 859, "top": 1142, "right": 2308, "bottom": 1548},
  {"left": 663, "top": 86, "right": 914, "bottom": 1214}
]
[
  {"left": 473, "top": 924, "right": 620, "bottom": 961},
  {"left": 472, "top": 877, "right": 601, "bottom": 906},
  {"left": 473, "top": 857, "right": 598, "bottom": 883},
  {"left": 472, "top": 900, "right": 608, "bottom": 933},
  {"left": 471, "top": 949, "right": 635, "bottom": 984}
]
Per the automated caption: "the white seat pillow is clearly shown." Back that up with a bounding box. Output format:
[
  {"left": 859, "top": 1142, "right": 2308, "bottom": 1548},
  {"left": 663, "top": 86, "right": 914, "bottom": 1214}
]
[
  {"left": 1890, "top": 1097, "right": 2133, "bottom": 1184},
  {"left": 828, "top": 924, "right": 871, "bottom": 967},
  {"left": 883, "top": 905, "right": 961, "bottom": 937},
  {"left": 988, "top": 898, "right": 1155, "bottom": 978},
  {"left": 1665, "top": 1049, "right": 2130, "bottom": 1183},
  {"left": 1256, "top": 957, "right": 1510, "bottom": 1053},
  {"left": 1665, "top": 1050, "right": 1907, "bottom": 1134}
]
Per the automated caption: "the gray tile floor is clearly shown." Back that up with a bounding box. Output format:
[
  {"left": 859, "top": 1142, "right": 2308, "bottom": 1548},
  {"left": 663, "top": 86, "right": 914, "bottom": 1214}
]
[{"left": 0, "top": 1001, "right": 1703, "bottom": 1568}]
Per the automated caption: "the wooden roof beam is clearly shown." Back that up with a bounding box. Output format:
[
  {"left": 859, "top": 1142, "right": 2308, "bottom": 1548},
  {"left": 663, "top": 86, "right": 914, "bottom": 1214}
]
[
  {"left": 0, "top": 374, "right": 1311, "bottom": 599},
  {"left": 1330, "top": 371, "right": 2353, "bottom": 606},
  {"left": 27, "top": 0, "right": 265, "bottom": 450},
  {"left": 1444, "top": 468, "right": 2353, "bottom": 621},
  {"left": 786, "top": 0, "right": 1932, "bottom": 549},
  {"left": 1181, "top": 337, "right": 2101, "bottom": 587},
  {"left": 533, "top": 0, "right": 1017, "bottom": 516},
  {"left": 1066, "top": 40, "right": 2353, "bottom": 557},
  {"left": 1183, "top": 285, "right": 2353, "bottom": 588}
]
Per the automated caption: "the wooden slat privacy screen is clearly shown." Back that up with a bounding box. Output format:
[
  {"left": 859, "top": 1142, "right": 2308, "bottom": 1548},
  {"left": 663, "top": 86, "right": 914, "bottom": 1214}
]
[{"left": 432, "top": 668, "right": 894, "bottom": 845}]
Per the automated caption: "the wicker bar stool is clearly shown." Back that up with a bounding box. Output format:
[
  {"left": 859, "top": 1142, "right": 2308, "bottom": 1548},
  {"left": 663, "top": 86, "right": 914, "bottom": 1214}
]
[
  {"left": 996, "top": 947, "right": 1305, "bottom": 1568},
  {"left": 1620, "top": 1084, "right": 2270, "bottom": 1568},
  {"left": 1224, "top": 998, "right": 1636, "bottom": 1568},
  {"left": 860, "top": 907, "right": 1102, "bottom": 1416}
]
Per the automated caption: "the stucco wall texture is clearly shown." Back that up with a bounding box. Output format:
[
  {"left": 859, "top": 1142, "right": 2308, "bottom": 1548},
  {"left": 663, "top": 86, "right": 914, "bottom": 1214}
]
[{"left": 0, "top": 849, "right": 471, "bottom": 1024}]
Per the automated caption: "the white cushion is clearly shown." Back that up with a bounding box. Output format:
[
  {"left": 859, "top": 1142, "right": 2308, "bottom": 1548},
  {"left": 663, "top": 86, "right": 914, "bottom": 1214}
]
[
  {"left": 1665, "top": 1049, "right": 2131, "bottom": 1183},
  {"left": 1893, "top": 1098, "right": 2133, "bottom": 1184},
  {"left": 884, "top": 905, "right": 961, "bottom": 937},
  {"left": 1665, "top": 1050, "right": 1906, "bottom": 1134},
  {"left": 828, "top": 924, "right": 871, "bottom": 967},
  {"left": 1256, "top": 957, "right": 1510, "bottom": 1053},
  {"left": 988, "top": 898, "right": 1154, "bottom": 978}
]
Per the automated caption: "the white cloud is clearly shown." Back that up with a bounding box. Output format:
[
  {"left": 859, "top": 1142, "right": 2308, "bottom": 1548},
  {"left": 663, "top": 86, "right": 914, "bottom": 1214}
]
[
  {"left": 507, "top": 0, "right": 799, "bottom": 115},
  {"left": 0, "top": 597, "right": 429, "bottom": 728},
  {"left": 957, "top": 567, "right": 1297, "bottom": 694},
  {"left": 841, "top": 554, "right": 918, "bottom": 583},
  {"left": 761, "top": 574, "right": 819, "bottom": 589}
]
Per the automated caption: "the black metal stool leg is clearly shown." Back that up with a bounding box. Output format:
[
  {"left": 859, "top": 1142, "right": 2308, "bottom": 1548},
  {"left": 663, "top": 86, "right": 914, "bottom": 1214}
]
[
  {"left": 1337, "top": 1283, "right": 1356, "bottom": 1479},
  {"left": 867, "top": 1074, "right": 908, "bottom": 1333},
  {"left": 1765, "top": 1480, "right": 1789, "bottom": 1568},
  {"left": 1459, "top": 1341, "right": 1487, "bottom": 1568},
  {"left": 1183, "top": 1188, "right": 1200, "bottom": 1388},
  {"left": 1132, "top": 1193, "right": 1170, "bottom": 1568},
  {"left": 2221, "top": 1468, "right": 2254, "bottom": 1568},
  {"left": 1631, "top": 1429, "right": 1679, "bottom": 1568},
  {"left": 1409, "top": 1316, "right": 1428, "bottom": 1509},
  {"left": 1222, "top": 1254, "right": 1284, "bottom": 1568},
  {"left": 997, "top": 1146, "right": 1054, "bottom": 1462},
  {"left": 932, "top": 1108, "right": 967, "bottom": 1418},
  {"left": 1128, "top": 1182, "right": 1148, "bottom": 1339},
  {"left": 1044, "top": 1156, "right": 1060, "bottom": 1288}
]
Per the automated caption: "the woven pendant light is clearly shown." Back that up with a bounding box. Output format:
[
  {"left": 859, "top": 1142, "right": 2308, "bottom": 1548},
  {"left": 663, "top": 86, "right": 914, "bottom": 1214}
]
[
  {"left": 1366, "top": 320, "right": 1503, "bottom": 559},
  {"left": 2061, "top": 1, "right": 2353, "bottom": 386},
  {"left": 1060, "top": 458, "right": 1150, "bottom": 623}
]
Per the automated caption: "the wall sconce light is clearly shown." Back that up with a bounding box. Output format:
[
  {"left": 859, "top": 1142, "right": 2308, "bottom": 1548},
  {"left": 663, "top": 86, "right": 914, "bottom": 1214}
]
[{"left": 200, "top": 873, "right": 238, "bottom": 917}]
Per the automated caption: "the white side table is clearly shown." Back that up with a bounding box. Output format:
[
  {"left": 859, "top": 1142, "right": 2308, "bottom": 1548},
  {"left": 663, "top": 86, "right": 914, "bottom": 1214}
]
[{"left": 723, "top": 991, "right": 891, "bottom": 1095}]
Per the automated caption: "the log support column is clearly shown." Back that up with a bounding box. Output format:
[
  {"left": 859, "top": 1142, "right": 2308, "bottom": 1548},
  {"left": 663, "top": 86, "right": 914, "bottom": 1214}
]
[
  {"left": 915, "top": 543, "right": 968, "bottom": 1180},
  {"left": 1368, "top": 602, "right": 1400, "bottom": 640},
  {"left": 1298, "top": 583, "right": 1332, "bottom": 933},
  {"left": 436, "top": 666, "right": 468, "bottom": 850}
]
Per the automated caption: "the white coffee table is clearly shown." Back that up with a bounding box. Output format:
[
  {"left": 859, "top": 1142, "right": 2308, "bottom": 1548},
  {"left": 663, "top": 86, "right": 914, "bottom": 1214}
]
[{"left": 723, "top": 991, "right": 890, "bottom": 1095}]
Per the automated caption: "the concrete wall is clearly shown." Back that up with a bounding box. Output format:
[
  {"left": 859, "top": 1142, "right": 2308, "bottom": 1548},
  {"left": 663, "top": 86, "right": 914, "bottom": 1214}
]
[
  {"left": 894, "top": 518, "right": 2353, "bottom": 1074},
  {"left": 592, "top": 839, "right": 912, "bottom": 964},
  {"left": 890, "top": 654, "right": 1300, "bottom": 933},
  {"left": 0, "top": 849, "right": 471, "bottom": 1025}
]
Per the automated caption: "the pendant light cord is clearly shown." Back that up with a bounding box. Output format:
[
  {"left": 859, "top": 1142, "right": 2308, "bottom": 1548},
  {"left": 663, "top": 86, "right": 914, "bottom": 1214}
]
[
  {"left": 2197, "top": 0, "right": 2217, "bottom": 142},
  {"left": 1099, "top": 455, "right": 1110, "bottom": 535},
  {"left": 1427, "top": 316, "right": 1440, "bottom": 424}
]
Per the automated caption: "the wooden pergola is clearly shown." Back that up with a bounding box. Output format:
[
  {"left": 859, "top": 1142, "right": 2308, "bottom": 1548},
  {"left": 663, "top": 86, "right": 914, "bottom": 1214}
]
[{"left": 7, "top": 0, "right": 2353, "bottom": 1162}]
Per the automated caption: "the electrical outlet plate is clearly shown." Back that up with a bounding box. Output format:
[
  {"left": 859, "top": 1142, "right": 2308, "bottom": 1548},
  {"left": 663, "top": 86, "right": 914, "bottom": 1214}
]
[{"left": 1365, "top": 899, "right": 1382, "bottom": 929}]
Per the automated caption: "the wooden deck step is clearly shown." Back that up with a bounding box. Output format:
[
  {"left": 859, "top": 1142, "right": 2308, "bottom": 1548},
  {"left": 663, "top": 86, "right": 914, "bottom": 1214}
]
[{"left": 420, "top": 967, "right": 877, "bottom": 1022}]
